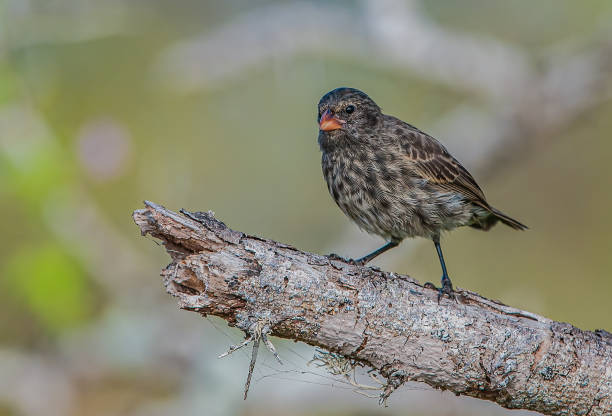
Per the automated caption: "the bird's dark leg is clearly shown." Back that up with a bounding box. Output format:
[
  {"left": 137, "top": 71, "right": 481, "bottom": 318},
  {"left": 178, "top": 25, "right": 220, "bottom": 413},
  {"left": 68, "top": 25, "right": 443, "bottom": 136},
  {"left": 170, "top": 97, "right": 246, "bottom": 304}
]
[
  {"left": 329, "top": 240, "right": 399, "bottom": 266},
  {"left": 425, "top": 236, "right": 455, "bottom": 302},
  {"left": 353, "top": 240, "right": 399, "bottom": 265}
]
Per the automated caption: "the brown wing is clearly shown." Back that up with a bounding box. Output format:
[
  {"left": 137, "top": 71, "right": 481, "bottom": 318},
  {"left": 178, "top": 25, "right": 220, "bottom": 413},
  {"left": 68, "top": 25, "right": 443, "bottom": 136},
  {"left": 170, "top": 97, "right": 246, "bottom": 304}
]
[{"left": 399, "top": 127, "right": 490, "bottom": 208}]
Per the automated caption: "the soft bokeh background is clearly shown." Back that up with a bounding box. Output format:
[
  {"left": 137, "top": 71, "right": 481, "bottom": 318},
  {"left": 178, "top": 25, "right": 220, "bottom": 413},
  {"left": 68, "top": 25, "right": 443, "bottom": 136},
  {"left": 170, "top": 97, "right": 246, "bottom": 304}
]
[{"left": 1, "top": 1, "right": 611, "bottom": 415}]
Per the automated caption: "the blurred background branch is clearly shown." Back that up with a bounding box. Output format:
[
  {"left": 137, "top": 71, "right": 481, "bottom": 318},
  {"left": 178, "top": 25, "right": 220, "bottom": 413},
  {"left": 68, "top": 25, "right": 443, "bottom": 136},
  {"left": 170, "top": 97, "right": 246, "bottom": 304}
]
[{"left": 154, "top": 0, "right": 612, "bottom": 173}]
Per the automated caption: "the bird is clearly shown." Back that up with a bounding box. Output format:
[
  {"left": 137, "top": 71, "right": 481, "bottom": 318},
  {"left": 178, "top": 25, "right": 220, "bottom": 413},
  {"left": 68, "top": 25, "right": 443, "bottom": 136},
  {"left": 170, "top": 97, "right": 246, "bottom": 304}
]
[{"left": 317, "top": 87, "right": 527, "bottom": 300}]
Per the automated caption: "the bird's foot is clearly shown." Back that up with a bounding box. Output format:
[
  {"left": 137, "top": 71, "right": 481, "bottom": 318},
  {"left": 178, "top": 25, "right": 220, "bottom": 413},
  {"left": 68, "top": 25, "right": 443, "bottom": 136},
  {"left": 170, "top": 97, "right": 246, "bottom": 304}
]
[
  {"left": 326, "top": 253, "right": 366, "bottom": 266},
  {"left": 327, "top": 253, "right": 347, "bottom": 262},
  {"left": 424, "top": 277, "right": 456, "bottom": 303}
]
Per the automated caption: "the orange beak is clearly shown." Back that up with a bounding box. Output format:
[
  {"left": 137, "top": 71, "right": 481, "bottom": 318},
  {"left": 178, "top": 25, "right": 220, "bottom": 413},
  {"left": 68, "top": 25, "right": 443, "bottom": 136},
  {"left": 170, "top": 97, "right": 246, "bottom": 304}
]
[{"left": 319, "top": 109, "right": 345, "bottom": 131}]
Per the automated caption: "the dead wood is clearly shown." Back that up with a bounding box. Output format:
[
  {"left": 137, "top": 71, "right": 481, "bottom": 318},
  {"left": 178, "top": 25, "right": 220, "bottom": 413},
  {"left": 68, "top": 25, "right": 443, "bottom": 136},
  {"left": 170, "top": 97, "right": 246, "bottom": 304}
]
[{"left": 133, "top": 201, "right": 611, "bottom": 415}]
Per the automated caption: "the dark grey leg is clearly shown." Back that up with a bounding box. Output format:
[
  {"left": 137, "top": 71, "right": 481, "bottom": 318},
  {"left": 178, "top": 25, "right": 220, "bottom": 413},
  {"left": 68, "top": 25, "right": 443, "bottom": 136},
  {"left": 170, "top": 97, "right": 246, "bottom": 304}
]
[
  {"left": 354, "top": 240, "right": 399, "bottom": 265},
  {"left": 425, "top": 236, "right": 455, "bottom": 302},
  {"left": 328, "top": 240, "right": 400, "bottom": 266}
]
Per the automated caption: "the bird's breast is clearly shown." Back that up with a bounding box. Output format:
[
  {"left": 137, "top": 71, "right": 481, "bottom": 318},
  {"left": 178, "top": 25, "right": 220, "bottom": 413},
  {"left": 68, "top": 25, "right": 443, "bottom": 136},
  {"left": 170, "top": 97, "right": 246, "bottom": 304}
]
[
  {"left": 322, "top": 149, "right": 420, "bottom": 237},
  {"left": 321, "top": 149, "right": 474, "bottom": 239}
]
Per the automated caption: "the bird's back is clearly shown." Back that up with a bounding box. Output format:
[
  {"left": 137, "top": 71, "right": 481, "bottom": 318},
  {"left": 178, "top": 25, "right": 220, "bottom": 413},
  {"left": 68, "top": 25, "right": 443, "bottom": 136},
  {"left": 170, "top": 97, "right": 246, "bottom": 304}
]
[{"left": 381, "top": 115, "right": 527, "bottom": 230}]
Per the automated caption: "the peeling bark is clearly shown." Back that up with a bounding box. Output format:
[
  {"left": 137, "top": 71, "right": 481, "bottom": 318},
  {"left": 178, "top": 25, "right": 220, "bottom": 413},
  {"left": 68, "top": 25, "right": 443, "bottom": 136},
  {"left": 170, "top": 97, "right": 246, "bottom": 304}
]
[{"left": 133, "top": 201, "right": 611, "bottom": 415}]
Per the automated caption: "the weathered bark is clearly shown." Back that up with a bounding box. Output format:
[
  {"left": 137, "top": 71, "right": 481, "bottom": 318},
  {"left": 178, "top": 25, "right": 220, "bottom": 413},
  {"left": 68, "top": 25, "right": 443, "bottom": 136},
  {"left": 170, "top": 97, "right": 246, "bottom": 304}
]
[{"left": 133, "top": 201, "right": 611, "bottom": 415}]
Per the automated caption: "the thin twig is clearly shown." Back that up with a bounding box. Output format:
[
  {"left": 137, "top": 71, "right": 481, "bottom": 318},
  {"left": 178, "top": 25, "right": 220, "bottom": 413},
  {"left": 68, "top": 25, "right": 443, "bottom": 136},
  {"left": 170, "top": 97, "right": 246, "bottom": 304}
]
[{"left": 244, "top": 337, "right": 260, "bottom": 400}]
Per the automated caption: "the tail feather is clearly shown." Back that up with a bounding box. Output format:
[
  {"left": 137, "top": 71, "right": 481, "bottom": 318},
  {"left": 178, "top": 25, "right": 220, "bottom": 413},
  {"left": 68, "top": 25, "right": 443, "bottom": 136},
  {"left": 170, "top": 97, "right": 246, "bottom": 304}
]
[
  {"left": 470, "top": 203, "right": 528, "bottom": 231},
  {"left": 490, "top": 207, "right": 528, "bottom": 230}
]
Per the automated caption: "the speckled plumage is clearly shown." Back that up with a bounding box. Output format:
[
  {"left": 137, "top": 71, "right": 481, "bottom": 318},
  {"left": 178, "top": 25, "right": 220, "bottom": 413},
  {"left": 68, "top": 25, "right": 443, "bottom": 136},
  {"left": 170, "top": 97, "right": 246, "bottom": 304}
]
[
  {"left": 321, "top": 140, "right": 485, "bottom": 241},
  {"left": 317, "top": 87, "right": 526, "bottom": 296}
]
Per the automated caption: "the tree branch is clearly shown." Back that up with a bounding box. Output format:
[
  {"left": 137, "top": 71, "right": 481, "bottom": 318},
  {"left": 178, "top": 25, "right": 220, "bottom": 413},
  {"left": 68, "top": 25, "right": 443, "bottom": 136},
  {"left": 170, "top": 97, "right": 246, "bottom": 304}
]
[{"left": 133, "top": 201, "right": 611, "bottom": 415}]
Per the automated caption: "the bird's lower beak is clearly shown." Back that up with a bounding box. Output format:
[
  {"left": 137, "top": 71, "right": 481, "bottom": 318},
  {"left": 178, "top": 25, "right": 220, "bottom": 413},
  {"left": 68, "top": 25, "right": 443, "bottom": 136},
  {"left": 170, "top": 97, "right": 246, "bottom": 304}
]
[{"left": 319, "top": 110, "right": 345, "bottom": 131}]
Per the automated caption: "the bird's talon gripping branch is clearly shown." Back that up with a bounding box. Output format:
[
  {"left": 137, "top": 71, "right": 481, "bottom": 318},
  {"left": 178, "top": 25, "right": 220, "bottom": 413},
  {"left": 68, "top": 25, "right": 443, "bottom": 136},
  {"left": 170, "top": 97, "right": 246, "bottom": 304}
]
[
  {"left": 423, "top": 280, "right": 456, "bottom": 303},
  {"left": 327, "top": 253, "right": 367, "bottom": 266},
  {"left": 438, "top": 280, "right": 456, "bottom": 303},
  {"left": 327, "top": 253, "right": 348, "bottom": 262}
]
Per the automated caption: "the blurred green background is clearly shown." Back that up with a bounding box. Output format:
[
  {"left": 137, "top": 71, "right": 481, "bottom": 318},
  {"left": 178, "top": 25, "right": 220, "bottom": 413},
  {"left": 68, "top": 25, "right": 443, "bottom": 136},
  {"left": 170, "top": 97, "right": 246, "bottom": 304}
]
[{"left": 1, "top": 1, "right": 611, "bottom": 415}]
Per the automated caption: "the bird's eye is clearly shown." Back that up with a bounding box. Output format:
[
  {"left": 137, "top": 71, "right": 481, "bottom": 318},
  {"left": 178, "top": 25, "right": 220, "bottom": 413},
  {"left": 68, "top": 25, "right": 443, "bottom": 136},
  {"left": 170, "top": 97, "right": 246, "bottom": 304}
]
[{"left": 345, "top": 105, "right": 355, "bottom": 114}]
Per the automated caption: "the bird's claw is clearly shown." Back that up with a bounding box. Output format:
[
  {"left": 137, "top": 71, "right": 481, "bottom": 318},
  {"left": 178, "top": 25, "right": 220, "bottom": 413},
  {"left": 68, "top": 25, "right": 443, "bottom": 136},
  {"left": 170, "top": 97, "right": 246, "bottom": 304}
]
[
  {"left": 327, "top": 253, "right": 347, "bottom": 262},
  {"left": 438, "top": 279, "right": 455, "bottom": 303},
  {"left": 349, "top": 258, "right": 367, "bottom": 266},
  {"left": 424, "top": 278, "right": 456, "bottom": 303},
  {"left": 327, "top": 253, "right": 366, "bottom": 266}
]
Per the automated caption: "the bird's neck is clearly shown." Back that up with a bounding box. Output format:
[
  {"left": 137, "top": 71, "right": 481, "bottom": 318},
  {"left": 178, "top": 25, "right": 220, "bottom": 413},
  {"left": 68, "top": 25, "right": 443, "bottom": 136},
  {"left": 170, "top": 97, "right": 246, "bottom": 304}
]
[
  {"left": 318, "top": 128, "right": 375, "bottom": 154},
  {"left": 318, "top": 131, "right": 348, "bottom": 153}
]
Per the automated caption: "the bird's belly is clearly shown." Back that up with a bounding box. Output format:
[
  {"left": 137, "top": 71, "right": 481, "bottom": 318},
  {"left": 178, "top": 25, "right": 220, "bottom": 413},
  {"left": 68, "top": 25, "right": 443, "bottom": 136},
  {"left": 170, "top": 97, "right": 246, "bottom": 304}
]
[{"left": 323, "top": 157, "right": 474, "bottom": 239}]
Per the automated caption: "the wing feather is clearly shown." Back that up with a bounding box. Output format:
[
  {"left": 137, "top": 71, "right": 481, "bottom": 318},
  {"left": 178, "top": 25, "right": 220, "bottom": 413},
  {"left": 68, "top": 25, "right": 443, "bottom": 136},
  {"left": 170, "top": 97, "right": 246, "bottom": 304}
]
[{"left": 399, "top": 128, "right": 489, "bottom": 207}]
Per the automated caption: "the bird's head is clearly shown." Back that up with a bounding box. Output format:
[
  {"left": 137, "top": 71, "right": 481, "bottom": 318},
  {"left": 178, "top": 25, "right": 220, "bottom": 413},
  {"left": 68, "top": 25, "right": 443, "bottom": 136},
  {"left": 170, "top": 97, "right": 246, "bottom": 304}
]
[{"left": 317, "top": 87, "right": 382, "bottom": 149}]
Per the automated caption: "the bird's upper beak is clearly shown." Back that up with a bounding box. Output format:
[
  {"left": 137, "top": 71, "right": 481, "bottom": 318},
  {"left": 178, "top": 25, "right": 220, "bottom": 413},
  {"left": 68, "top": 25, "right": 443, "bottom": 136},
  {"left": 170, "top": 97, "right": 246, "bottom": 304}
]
[{"left": 319, "top": 109, "right": 345, "bottom": 131}]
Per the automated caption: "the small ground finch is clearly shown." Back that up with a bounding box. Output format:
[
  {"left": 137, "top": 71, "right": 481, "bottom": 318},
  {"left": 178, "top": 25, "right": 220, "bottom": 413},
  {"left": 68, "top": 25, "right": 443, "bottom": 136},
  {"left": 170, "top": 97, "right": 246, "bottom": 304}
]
[{"left": 318, "top": 87, "right": 527, "bottom": 299}]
